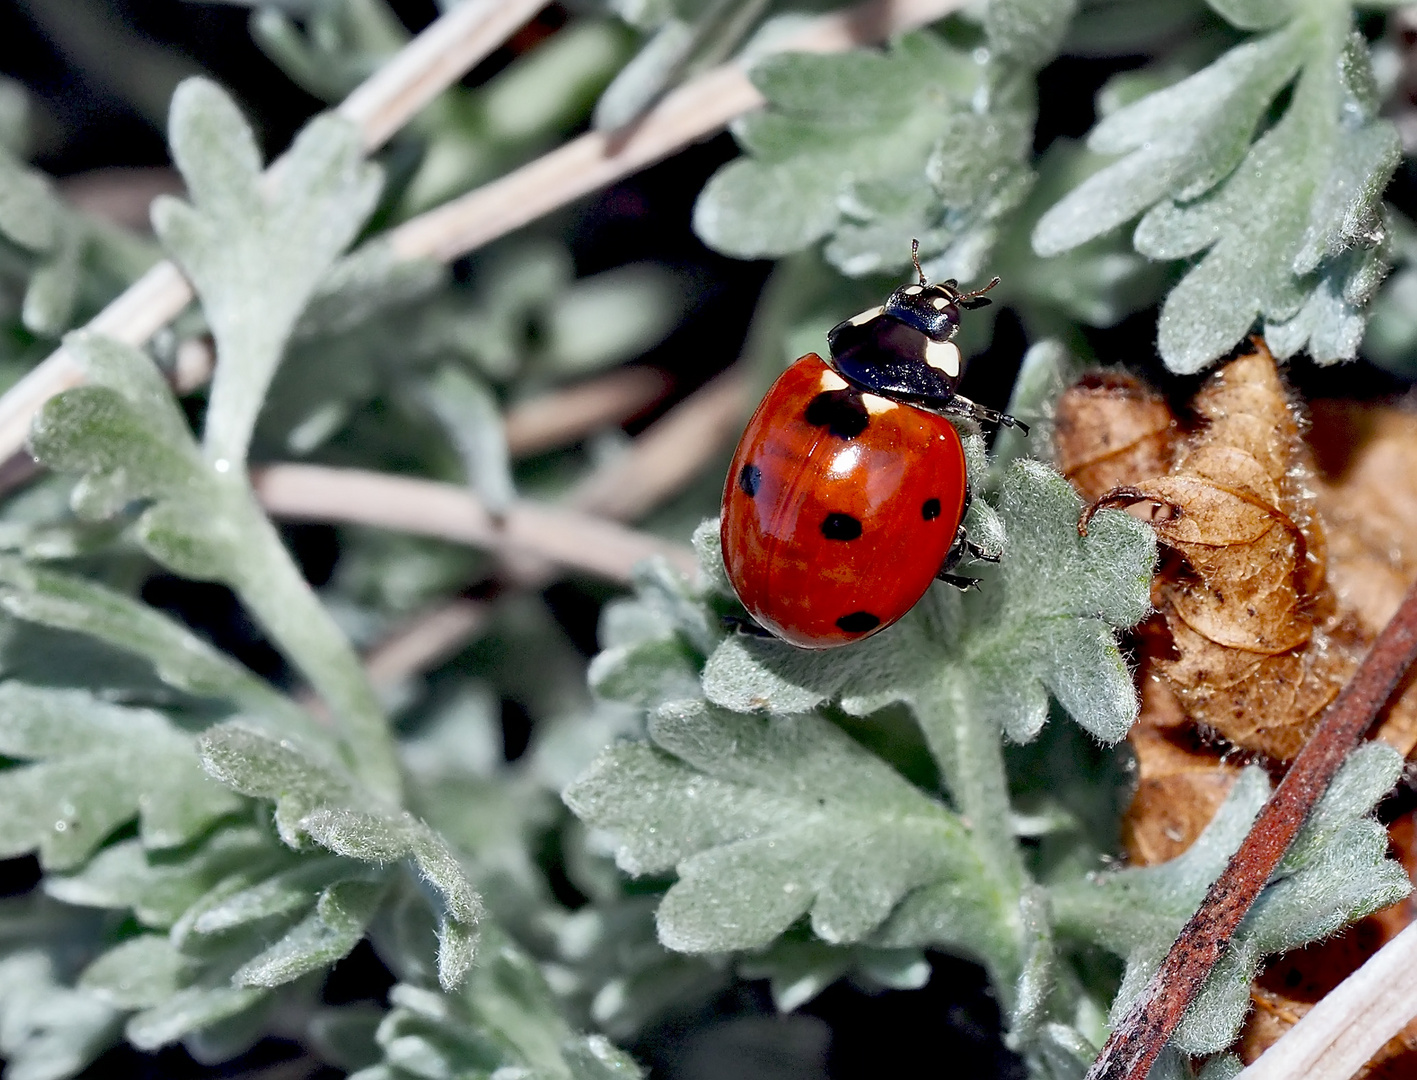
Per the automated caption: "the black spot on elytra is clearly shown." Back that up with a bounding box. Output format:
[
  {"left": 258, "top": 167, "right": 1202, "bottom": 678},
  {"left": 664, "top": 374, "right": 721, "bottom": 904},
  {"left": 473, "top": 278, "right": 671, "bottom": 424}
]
[
  {"left": 805, "top": 389, "right": 869, "bottom": 439},
  {"left": 922, "top": 497, "right": 941, "bottom": 520},
  {"left": 820, "top": 513, "right": 862, "bottom": 541},
  {"left": 836, "top": 611, "right": 881, "bottom": 634},
  {"left": 738, "top": 462, "right": 762, "bottom": 497}
]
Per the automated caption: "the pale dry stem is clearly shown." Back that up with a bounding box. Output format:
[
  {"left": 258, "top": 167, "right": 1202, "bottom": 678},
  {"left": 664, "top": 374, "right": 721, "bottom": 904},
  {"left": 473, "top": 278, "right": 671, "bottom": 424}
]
[
  {"left": 347, "top": 366, "right": 751, "bottom": 685},
  {"left": 0, "top": 0, "right": 544, "bottom": 462},
  {"left": 251, "top": 463, "right": 697, "bottom": 583},
  {"left": 0, "top": 0, "right": 965, "bottom": 468},
  {"left": 1235, "top": 920, "right": 1417, "bottom": 1080}
]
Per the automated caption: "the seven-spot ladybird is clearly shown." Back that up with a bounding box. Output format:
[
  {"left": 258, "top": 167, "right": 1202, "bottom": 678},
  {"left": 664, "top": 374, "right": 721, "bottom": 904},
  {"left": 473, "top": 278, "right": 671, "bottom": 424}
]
[{"left": 720, "top": 242, "right": 1026, "bottom": 649}]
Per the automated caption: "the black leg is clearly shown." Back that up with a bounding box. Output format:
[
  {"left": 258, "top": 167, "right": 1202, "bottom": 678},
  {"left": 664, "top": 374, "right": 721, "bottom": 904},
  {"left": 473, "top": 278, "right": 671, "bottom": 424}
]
[
  {"left": 965, "top": 539, "right": 1000, "bottom": 563},
  {"left": 937, "top": 572, "right": 980, "bottom": 591},
  {"left": 721, "top": 613, "right": 773, "bottom": 638}
]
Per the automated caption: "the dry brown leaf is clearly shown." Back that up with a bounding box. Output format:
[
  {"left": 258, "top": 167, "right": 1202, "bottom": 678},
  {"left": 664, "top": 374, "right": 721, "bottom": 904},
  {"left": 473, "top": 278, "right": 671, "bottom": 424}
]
[
  {"left": 1055, "top": 344, "right": 1417, "bottom": 1076},
  {"left": 1121, "top": 658, "right": 1242, "bottom": 864},
  {"left": 1055, "top": 370, "right": 1175, "bottom": 501},
  {"left": 1068, "top": 341, "right": 1360, "bottom": 761},
  {"left": 1309, "top": 402, "right": 1417, "bottom": 757}
]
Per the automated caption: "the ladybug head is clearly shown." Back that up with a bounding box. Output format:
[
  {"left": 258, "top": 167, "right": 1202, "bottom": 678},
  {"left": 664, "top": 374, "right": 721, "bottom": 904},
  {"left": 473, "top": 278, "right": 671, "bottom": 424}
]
[{"left": 883, "top": 240, "right": 999, "bottom": 342}]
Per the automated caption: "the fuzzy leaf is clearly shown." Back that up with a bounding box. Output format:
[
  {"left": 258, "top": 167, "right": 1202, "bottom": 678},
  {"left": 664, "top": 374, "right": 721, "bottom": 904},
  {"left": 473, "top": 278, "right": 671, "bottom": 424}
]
[
  {"left": 0, "top": 148, "right": 60, "bottom": 253},
  {"left": 80, "top": 935, "right": 195, "bottom": 1009},
  {"left": 737, "top": 939, "right": 930, "bottom": 1012},
  {"left": 199, "top": 720, "right": 361, "bottom": 844},
  {"left": 1033, "top": 13, "right": 1400, "bottom": 372},
  {"left": 0, "top": 684, "right": 243, "bottom": 869},
  {"left": 565, "top": 700, "right": 1002, "bottom": 956},
  {"left": 418, "top": 365, "right": 516, "bottom": 515},
  {"left": 45, "top": 827, "right": 284, "bottom": 929},
  {"left": 694, "top": 31, "right": 1037, "bottom": 282},
  {"left": 200, "top": 721, "right": 482, "bottom": 989},
  {"left": 0, "top": 951, "right": 121, "bottom": 1080},
  {"left": 233, "top": 878, "right": 386, "bottom": 987},
  {"left": 1049, "top": 743, "right": 1409, "bottom": 1055},
  {"left": 358, "top": 927, "right": 643, "bottom": 1080},
  {"left": 125, "top": 985, "right": 268, "bottom": 1053},
  {"left": 702, "top": 459, "right": 1154, "bottom": 745},
  {"left": 540, "top": 262, "right": 684, "bottom": 375},
  {"left": 32, "top": 328, "right": 400, "bottom": 801},
  {"left": 0, "top": 556, "right": 309, "bottom": 729},
  {"left": 151, "top": 78, "right": 381, "bottom": 466}
]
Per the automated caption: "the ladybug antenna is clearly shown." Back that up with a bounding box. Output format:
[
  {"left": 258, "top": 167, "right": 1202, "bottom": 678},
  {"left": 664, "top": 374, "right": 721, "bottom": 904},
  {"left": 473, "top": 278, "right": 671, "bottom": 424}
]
[
  {"left": 910, "top": 238, "right": 926, "bottom": 286},
  {"left": 955, "top": 275, "right": 1001, "bottom": 311}
]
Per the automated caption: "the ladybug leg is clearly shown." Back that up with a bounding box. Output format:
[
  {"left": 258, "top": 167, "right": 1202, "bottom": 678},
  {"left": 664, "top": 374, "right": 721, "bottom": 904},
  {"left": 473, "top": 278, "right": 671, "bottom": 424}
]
[
  {"left": 721, "top": 613, "right": 774, "bottom": 639},
  {"left": 940, "top": 395, "right": 1029, "bottom": 434},
  {"left": 965, "top": 538, "right": 1000, "bottom": 563},
  {"left": 937, "top": 572, "right": 981, "bottom": 591},
  {"left": 937, "top": 522, "right": 980, "bottom": 590},
  {"left": 937, "top": 518, "right": 999, "bottom": 590}
]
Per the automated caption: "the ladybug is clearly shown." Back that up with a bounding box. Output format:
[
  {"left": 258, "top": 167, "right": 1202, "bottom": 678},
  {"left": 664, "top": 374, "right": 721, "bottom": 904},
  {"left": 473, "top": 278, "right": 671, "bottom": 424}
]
[{"left": 720, "top": 242, "right": 1026, "bottom": 649}]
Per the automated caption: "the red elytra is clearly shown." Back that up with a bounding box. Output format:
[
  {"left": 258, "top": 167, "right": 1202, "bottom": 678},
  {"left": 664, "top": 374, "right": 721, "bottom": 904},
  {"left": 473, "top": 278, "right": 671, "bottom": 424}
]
[{"left": 720, "top": 353, "right": 968, "bottom": 649}]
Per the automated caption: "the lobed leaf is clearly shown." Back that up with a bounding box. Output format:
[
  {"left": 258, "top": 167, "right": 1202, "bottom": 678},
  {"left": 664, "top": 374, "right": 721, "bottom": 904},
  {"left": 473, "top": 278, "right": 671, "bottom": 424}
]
[
  {"left": 694, "top": 30, "right": 1039, "bottom": 283},
  {"left": 151, "top": 78, "right": 381, "bottom": 466},
  {"left": 1049, "top": 745, "right": 1409, "bottom": 1055},
  {"left": 1034, "top": 9, "right": 1400, "bottom": 372},
  {"left": 0, "top": 951, "right": 121, "bottom": 1080},
  {"left": 701, "top": 459, "right": 1154, "bottom": 744},
  {"left": 565, "top": 700, "right": 998, "bottom": 955},
  {"left": 352, "top": 925, "right": 643, "bottom": 1080},
  {"left": 200, "top": 721, "right": 482, "bottom": 990},
  {"left": 0, "top": 684, "right": 243, "bottom": 869},
  {"left": 0, "top": 555, "right": 312, "bottom": 733}
]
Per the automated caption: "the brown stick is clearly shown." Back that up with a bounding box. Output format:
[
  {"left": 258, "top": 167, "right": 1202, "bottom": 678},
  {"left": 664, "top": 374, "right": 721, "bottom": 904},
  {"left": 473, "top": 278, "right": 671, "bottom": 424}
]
[{"left": 1086, "top": 579, "right": 1417, "bottom": 1080}]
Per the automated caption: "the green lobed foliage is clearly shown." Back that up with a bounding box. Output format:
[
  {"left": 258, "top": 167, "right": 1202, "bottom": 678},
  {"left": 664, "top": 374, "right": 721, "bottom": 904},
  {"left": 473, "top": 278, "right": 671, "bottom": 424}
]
[{"left": 0, "top": 1, "right": 1416, "bottom": 1079}]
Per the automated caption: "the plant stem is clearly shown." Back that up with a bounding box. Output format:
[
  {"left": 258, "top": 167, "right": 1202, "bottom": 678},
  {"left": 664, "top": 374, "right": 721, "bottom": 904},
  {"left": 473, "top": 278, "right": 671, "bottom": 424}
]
[
  {"left": 1085, "top": 579, "right": 1417, "bottom": 1080},
  {"left": 251, "top": 463, "right": 697, "bottom": 582},
  {"left": 229, "top": 492, "right": 404, "bottom": 802},
  {"left": 0, "top": 0, "right": 966, "bottom": 472},
  {"left": 916, "top": 679, "right": 1029, "bottom": 997},
  {"left": 0, "top": 0, "right": 542, "bottom": 465},
  {"left": 1235, "top": 919, "right": 1417, "bottom": 1080}
]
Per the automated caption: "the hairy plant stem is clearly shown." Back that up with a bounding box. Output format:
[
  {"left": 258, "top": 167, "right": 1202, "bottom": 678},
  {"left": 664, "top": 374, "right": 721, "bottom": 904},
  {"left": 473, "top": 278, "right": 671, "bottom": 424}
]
[
  {"left": 225, "top": 487, "right": 403, "bottom": 803},
  {"left": 1086, "top": 579, "right": 1417, "bottom": 1080},
  {"left": 917, "top": 678, "right": 1028, "bottom": 1000}
]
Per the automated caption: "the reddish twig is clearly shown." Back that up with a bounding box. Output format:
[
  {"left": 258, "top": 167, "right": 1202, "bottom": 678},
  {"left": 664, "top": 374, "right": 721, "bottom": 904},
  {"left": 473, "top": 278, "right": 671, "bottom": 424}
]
[{"left": 1087, "top": 579, "right": 1417, "bottom": 1080}]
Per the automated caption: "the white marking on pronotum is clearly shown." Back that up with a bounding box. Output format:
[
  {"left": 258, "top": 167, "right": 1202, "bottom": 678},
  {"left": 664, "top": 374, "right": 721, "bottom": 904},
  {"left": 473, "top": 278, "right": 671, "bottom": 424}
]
[
  {"left": 903, "top": 285, "right": 923, "bottom": 295},
  {"left": 924, "top": 340, "right": 961, "bottom": 377},
  {"left": 818, "top": 369, "right": 849, "bottom": 391},
  {"left": 862, "top": 393, "right": 898, "bottom": 415},
  {"left": 846, "top": 305, "right": 883, "bottom": 327},
  {"left": 932, "top": 297, "right": 950, "bottom": 310}
]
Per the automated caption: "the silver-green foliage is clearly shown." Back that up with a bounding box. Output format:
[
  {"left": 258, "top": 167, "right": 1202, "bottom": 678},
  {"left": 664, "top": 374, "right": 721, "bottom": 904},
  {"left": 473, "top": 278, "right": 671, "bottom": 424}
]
[
  {"left": 349, "top": 929, "right": 643, "bottom": 1080},
  {"left": 566, "top": 428, "right": 1411, "bottom": 1070},
  {"left": 28, "top": 79, "right": 400, "bottom": 799},
  {"left": 568, "top": 453, "right": 1158, "bottom": 1040},
  {"left": 1050, "top": 743, "right": 1410, "bottom": 1056},
  {"left": 693, "top": 0, "right": 1073, "bottom": 283},
  {"left": 1033, "top": 0, "right": 1401, "bottom": 372}
]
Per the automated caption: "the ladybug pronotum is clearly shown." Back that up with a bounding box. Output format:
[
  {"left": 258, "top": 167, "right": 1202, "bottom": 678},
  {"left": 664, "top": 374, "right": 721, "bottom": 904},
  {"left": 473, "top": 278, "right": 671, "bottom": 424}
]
[{"left": 720, "top": 242, "right": 1026, "bottom": 649}]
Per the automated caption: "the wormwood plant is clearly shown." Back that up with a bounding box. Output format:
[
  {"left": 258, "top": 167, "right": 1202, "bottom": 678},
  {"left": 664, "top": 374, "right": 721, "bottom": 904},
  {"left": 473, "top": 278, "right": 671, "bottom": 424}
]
[{"left": 1, "top": 0, "right": 1417, "bottom": 1078}]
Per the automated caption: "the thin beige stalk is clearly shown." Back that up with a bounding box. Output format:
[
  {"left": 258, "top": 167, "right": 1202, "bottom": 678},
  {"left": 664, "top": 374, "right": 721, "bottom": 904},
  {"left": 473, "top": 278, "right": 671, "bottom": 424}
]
[
  {"left": 0, "top": 0, "right": 963, "bottom": 469},
  {"left": 251, "top": 464, "right": 697, "bottom": 582},
  {"left": 1234, "top": 920, "right": 1417, "bottom": 1080},
  {"left": 0, "top": 0, "right": 546, "bottom": 463}
]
